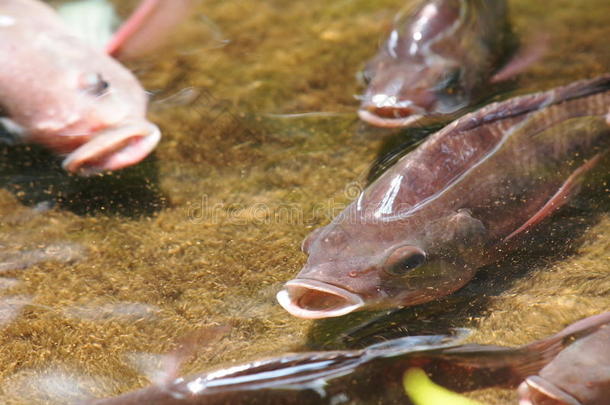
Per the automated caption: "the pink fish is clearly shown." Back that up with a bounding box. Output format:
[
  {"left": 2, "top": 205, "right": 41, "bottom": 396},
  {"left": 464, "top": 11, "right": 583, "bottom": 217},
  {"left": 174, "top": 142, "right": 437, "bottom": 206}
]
[
  {"left": 358, "top": 0, "right": 546, "bottom": 128},
  {"left": 0, "top": 0, "right": 192, "bottom": 175},
  {"left": 518, "top": 316, "right": 610, "bottom": 405},
  {"left": 279, "top": 75, "right": 610, "bottom": 319}
]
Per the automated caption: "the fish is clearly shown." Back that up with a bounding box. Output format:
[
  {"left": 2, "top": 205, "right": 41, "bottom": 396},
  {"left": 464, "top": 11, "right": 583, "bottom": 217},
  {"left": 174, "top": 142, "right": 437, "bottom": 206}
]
[
  {"left": 0, "top": 0, "right": 161, "bottom": 175},
  {"left": 278, "top": 75, "right": 610, "bottom": 319},
  {"left": 83, "top": 312, "right": 610, "bottom": 405},
  {"left": 358, "top": 0, "right": 514, "bottom": 128},
  {"left": 518, "top": 316, "right": 610, "bottom": 405}
]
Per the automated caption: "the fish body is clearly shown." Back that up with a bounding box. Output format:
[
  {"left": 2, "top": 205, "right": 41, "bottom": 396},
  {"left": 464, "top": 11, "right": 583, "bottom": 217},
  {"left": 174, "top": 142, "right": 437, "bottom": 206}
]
[
  {"left": 279, "top": 75, "right": 610, "bottom": 319},
  {"left": 518, "top": 322, "right": 610, "bottom": 405},
  {"left": 359, "top": 0, "right": 511, "bottom": 128},
  {"left": 0, "top": 0, "right": 160, "bottom": 175},
  {"left": 85, "top": 313, "right": 610, "bottom": 405}
]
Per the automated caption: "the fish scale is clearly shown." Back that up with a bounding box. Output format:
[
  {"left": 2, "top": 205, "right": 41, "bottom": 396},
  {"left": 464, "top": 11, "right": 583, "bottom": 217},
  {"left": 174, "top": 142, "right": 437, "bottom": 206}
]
[{"left": 279, "top": 75, "right": 610, "bottom": 319}]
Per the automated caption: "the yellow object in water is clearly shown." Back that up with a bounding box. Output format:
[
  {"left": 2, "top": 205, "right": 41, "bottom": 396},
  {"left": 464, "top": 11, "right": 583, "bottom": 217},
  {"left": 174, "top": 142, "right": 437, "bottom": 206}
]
[{"left": 403, "top": 368, "right": 485, "bottom": 405}]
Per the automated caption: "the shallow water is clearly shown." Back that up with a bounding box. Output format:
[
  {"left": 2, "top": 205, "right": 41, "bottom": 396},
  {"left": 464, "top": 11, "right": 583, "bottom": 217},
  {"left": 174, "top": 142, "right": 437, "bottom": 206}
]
[{"left": 0, "top": 0, "right": 609, "bottom": 403}]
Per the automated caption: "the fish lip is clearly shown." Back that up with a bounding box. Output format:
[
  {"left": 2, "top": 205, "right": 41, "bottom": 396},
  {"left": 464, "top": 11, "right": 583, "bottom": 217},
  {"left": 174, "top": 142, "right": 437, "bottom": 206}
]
[
  {"left": 276, "top": 279, "right": 365, "bottom": 319},
  {"left": 62, "top": 121, "right": 161, "bottom": 176},
  {"left": 357, "top": 108, "right": 423, "bottom": 128},
  {"left": 519, "top": 376, "right": 581, "bottom": 405}
]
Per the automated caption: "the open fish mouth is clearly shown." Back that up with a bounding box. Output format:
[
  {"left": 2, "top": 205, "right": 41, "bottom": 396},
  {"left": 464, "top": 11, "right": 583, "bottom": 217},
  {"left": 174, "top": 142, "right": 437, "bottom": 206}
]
[
  {"left": 517, "top": 377, "right": 581, "bottom": 405},
  {"left": 276, "top": 279, "right": 365, "bottom": 319},
  {"left": 358, "top": 107, "right": 424, "bottom": 128},
  {"left": 62, "top": 121, "right": 161, "bottom": 176}
]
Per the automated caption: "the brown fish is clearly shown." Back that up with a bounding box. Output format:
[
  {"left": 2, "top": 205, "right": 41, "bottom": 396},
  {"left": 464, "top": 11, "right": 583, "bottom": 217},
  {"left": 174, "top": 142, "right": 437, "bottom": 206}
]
[
  {"left": 84, "top": 313, "right": 610, "bottom": 405},
  {"left": 358, "top": 0, "right": 513, "bottom": 128},
  {"left": 518, "top": 318, "right": 610, "bottom": 405},
  {"left": 278, "top": 75, "right": 610, "bottom": 319}
]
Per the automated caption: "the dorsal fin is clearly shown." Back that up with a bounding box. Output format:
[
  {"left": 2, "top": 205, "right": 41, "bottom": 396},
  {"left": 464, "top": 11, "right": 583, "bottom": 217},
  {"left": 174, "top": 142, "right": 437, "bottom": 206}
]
[
  {"left": 453, "top": 74, "right": 610, "bottom": 133},
  {"left": 360, "top": 75, "right": 610, "bottom": 219}
]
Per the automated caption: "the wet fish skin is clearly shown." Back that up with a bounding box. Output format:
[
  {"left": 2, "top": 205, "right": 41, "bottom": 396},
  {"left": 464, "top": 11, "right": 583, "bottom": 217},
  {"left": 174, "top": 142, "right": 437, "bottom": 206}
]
[
  {"left": 279, "top": 75, "right": 610, "bottom": 319},
  {"left": 84, "top": 313, "right": 610, "bottom": 405},
  {"left": 0, "top": 0, "right": 160, "bottom": 175},
  {"left": 358, "top": 0, "right": 511, "bottom": 128},
  {"left": 518, "top": 322, "right": 610, "bottom": 405}
]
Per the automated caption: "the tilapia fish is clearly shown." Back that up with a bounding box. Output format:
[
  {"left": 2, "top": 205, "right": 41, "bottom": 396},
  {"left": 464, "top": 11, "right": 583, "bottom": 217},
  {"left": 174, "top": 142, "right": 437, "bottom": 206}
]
[
  {"left": 85, "top": 312, "right": 610, "bottom": 405},
  {"left": 0, "top": 0, "right": 160, "bottom": 175},
  {"left": 518, "top": 318, "right": 610, "bottom": 405},
  {"left": 359, "top": 0, "right": 512, "bottom": 128},
  {"left": 279, "top": 75, "right": 610, "bottom": 319}
]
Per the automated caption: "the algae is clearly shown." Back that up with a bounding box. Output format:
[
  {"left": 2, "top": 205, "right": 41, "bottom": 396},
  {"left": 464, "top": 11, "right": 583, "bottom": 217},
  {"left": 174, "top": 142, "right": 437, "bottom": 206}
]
[{"left": 0, "top": 0, "right": 609, "bottom": 403}]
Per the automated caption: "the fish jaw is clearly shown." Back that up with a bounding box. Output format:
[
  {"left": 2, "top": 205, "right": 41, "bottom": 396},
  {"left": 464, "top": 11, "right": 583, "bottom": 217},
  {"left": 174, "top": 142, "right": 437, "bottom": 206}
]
[
  {"left": 276, "top": 279, "right": 365, "bottom": 319},
  {"left": 357, "top": 90, "right": 431, "bottom": 128},
  {"left": 62, "top": 121, "right": 160, "bottom": 175},
  {"left": 517, "top": 377, "right": 581, "bottom": 405},
  {"left": 357, "top": 108, "right": 424, "bottom": 128}
]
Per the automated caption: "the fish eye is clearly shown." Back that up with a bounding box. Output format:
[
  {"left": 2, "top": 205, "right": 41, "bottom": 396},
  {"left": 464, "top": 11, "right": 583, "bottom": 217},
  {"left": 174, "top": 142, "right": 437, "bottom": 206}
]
[
  {"left": 361, "top": 68, "right": 374, "bottom": 85},
  {"left": 434, "top": 68, "right": 462, "bottom": 95},
  {"left": 383, "top": 245, "right": 426, "bottom": 277},
  {"left": 80, "top": 73, "right": 110, "bottom": 96}
]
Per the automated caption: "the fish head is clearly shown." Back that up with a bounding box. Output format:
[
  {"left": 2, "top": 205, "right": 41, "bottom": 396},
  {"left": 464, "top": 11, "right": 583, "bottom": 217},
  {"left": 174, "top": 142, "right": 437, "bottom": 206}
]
[
  {"left": 357, "top": 0, "right": 473, "bottom": 128},
  {"left": 517, "top": 377, "right": 581, "bottom": 405},
  {"left": 277, "top": 209, "right": 486, "bottom": 319},
  {"left": 358, "top": 55, "right": 468, "bottom": 128},
  {"left": 11, "top": 39, "right": 160, "bottom": 175}
]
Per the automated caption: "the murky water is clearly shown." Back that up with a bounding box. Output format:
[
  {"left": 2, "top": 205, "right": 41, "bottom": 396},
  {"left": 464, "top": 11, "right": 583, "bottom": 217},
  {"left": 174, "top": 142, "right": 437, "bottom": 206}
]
[{"left": 0, "top": 0, "right": 609, "bottom": 403}]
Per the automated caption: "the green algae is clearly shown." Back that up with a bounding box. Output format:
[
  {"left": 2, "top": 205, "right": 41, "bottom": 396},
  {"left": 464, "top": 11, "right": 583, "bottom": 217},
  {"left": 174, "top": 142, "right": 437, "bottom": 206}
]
[{"left": 0, "top": 0, "right": 609, "bottom": 403}]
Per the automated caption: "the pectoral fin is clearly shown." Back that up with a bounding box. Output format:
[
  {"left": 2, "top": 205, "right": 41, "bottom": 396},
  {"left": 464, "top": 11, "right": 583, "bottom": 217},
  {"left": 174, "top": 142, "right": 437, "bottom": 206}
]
[
  {"left": 0, "top": 118, "right": 26, "bottom": 145},
  {"left": 57, "top": 0, "right": 119, "bottom": 49},
  {"left": 503, "top": 153, "right": 604, "bottom": 243},
  {"left": 106, "top": 0, "right": 196, "bottom": 60},
  {"left": 491, "top": 33, "right": 548, "bottom": 83}
]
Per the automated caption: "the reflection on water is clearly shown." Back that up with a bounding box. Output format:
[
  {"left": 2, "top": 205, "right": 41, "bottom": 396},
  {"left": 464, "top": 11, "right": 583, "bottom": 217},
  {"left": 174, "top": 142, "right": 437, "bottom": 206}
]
[
  {"left": 0, "top": 243, "right": 86, "bottom": 273},
  {"left": 0, "top": 0, "right": 609, "bottom": 403},
  {"left": 0, "top": 296, "right": 31, "bottom": 329}
]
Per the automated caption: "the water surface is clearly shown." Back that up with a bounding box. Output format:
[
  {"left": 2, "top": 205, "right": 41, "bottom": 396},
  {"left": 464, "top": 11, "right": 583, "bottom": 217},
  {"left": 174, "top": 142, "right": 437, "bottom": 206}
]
[{"left": 0, "top": 0, "right": 609, "bottom": 403}]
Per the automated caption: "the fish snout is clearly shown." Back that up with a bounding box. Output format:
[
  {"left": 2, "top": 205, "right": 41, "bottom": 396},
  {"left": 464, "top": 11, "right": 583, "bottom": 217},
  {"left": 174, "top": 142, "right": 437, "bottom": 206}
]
[
  {"left": 358, "top": 95, "right": 429, "bottom": 128},
  {"left": 517, "top": 376, "right": 580, "bottom": 405},
  {"left": 62, "top": 121, "right": 161, "bottom": 175},
  {"left": 276, "top": 279, "right": 364, "bottom": 319}
]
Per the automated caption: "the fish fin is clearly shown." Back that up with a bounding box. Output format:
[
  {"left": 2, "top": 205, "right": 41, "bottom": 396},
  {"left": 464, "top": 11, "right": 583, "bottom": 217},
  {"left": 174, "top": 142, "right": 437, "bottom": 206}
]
[
  {"left": 490, "top": 33, "right": 549, "bottom": 83},
  {"left": 57, "top": 0, "right": 119, "bottom": 49},
  {"left": 157, "top": 325, "right": 230, "bottom": 385},
  {"left": 106, "top": 0, "right": 197, "bottom": 60},
  {"left": 503, "top": 153, "right": 604, "bottom": 243},
  {"left": 0, "top": 118, "right": 26, "bottom": 144}
]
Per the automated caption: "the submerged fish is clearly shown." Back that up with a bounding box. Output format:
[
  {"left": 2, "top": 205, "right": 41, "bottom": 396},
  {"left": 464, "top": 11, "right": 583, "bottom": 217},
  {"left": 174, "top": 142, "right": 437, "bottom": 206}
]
[
  {"left": 518, "top": 318, "right": 610, "bottom": 405},
  {"left": 358, "top": 0, "right": 513, "bottom": 128},
  {"left": 84, "top": 312, "right": 610, "bottom": 405},
  {"left": 278, "top": 75, "right": 610, "bottom": 319},
  {"left": 0, "top": 0, "right": 161, "bottom": 175}
]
